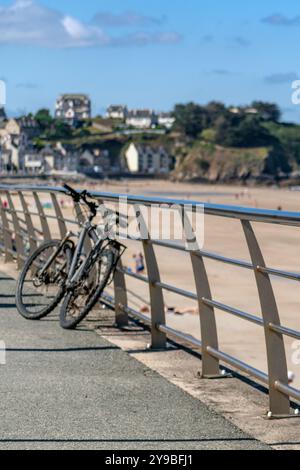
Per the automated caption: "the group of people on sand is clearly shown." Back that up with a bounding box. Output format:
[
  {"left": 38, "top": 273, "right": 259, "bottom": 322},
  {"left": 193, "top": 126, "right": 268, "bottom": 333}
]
[{"left": 139, "top": 304, "right": 198, "bottom": 316}]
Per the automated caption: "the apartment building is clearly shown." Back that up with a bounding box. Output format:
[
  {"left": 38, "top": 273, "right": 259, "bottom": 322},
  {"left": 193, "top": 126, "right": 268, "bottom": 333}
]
[
  {"left": 55, "top": 94, "right": 91, "bottom": 126},
  {"left": 124, "top": 142, "right": 171, "bottom": 174}
]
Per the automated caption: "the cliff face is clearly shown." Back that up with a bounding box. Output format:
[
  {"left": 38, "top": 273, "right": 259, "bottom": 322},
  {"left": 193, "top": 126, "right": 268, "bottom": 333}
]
[{"left": 172, "top": 141, "right": 290, "bottom": 182}]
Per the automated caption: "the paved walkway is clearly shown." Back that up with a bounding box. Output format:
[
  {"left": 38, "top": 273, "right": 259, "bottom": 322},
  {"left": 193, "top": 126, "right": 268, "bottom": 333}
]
[{"left": 0, "top": 273, "right": 269, "bottom": 450}]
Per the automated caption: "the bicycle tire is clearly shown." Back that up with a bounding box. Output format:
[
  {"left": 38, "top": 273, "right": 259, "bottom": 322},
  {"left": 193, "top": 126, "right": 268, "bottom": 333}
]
[
  {"left": 16, "top": 239, "right": 73, "bottom": 320},
  {"left": 59, "top": 248, "right": 115, "bottom": 329}
]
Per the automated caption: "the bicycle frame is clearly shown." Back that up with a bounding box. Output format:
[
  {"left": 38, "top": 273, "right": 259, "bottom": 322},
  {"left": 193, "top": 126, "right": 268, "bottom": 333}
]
[
  {"left": 38, "top": 231, "right": 75, "bottom": 277},
  {"left": 66, "top": 220, "right": 102, "bottom": 288}
]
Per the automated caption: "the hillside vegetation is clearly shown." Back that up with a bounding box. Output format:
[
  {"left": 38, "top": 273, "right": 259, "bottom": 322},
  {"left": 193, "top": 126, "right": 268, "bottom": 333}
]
[
  {"left": 28, "top": 102, "right": 300, "bottom": 183},
  {"left": 170, "top": 101, "right": 300, "bottom": 182}
]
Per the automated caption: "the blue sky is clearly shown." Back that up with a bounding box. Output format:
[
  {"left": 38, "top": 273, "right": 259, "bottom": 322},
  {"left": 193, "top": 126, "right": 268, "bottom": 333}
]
[{"left": 0, "top": 0, "right": 300, "bottom": 121}]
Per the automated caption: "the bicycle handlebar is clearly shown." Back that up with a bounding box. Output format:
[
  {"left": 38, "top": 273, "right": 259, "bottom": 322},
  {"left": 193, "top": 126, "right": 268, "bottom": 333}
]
[
  {"left": 63, "top": 184, "right": 97, "bottom": 215},
  {"left": 63, "top": 184, "right": 81, "bottom": 201},
  {"left": 63, "top": 184, "right": 124, "bottom": 226}
]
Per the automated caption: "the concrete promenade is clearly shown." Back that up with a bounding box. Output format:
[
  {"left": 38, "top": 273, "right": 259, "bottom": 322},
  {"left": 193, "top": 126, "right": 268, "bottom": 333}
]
[{"left": 0, "top": 272, "right": 269, "bottom": 450}]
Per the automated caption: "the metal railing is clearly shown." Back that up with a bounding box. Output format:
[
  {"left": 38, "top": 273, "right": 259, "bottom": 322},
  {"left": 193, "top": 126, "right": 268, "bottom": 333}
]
[{"left": 1, "top": 183, "right": 300, "bottom": 418}]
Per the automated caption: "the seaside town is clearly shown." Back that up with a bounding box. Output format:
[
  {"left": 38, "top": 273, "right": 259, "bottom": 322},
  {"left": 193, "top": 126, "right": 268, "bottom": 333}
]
[
  {"left": 0, "top": 95, "right": 175, "bottom": 178},
  {"left": 2, "top": 94, "right": 300, "bottom": 186}
]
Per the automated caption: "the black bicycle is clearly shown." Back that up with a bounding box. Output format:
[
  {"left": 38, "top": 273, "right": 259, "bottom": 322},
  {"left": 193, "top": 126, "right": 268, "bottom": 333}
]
[{"left": 16, "top": 184, "right": 126, "bottom": 329}]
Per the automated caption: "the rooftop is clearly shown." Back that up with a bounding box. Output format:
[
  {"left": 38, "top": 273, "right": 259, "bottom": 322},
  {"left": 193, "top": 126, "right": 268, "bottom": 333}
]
[
  {"left": 158, "top": 112, "right": 174, "bottom": 118},
  {"left": 127, "top": 109, "right": 154, "bottom": 118},
  {"left": 107, "top": 105, "right": 127, "bottom": 111},
  {"left": 58, "top": 94, "right": 90, "bottom": 101}
]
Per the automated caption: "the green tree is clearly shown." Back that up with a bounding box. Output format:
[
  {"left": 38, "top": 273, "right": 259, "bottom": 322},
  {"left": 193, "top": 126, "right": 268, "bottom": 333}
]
[
  {"left": 251, "top": 101, "right": 281, "bottom": 122},
  {"left": 214, "top": 114, "right": 238, "bottom": 145},
  {"left": 234, "top": 117, "right": 274, "bottom": 147},
  {"left": 173, "top": 102, "right": 208, "bottom": 137},
  {"left": 215, "top": 115, "right": 275, "bottom": 148},
  {"left": 204, "top": 101, "right": 227, "bottom": 126},
  {"left": 53, "top": 120, "right": 73, "bottom": 138},
  {"left": 200, "top": 128, "right": 216, "bottom": 143},
  {"left": 35, "top": 108, "right": 53, "bottom": 130}
]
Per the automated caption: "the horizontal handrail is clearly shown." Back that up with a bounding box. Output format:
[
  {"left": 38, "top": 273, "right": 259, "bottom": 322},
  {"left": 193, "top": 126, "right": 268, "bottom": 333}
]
[
  {"left": 155, "top": 280, "right": 197, "bottom": 301},
  {"left": 202, "top": 298, "right": 264, "bottom": 326},
  {"left": 1, "top": 183, "right": 300, "bottom": 226},
  {"left": 275, "top": 381, "right": 300, "bottom": 402},
  {"left": 118, "top": 266, "right": 149, "bottom": 283},
  {"left": 2, "top": 184, "right": 300, "bottom": 281},
  {"left": 207, "top": 346, "right": 269, "bottom": 385},
  {"left": 269, "top": 323, "right": 300, "bottom": 341}
]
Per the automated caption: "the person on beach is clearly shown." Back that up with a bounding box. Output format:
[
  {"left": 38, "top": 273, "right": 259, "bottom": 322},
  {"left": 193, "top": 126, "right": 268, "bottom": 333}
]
[{"left": 133, "top": 253, "right": 145, "bottom": 273}]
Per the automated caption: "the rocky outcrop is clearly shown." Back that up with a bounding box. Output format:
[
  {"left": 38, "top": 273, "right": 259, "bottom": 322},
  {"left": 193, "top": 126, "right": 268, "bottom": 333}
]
[{"left": 172, "top": 141, "right": 291, "bottom": 182}]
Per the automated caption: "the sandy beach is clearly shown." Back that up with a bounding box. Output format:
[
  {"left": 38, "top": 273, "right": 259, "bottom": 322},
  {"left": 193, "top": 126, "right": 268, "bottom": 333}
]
[{"left": 2, "top": 178, "right": 300, "bottom": 388}]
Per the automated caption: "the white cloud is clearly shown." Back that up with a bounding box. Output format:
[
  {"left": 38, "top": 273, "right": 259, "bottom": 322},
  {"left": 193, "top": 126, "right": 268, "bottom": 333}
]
[
  {"left": 61, "top": 15, "right": 109, "bottom": 46},
  {"left": 62, "top": 16, "right": 91, "bottom": 40},
  {"left": 0, "top": 0, "right": 181, "bottom": 48},
  {"left": 0, "top": 0, "right": 109, "bottom": 47}
]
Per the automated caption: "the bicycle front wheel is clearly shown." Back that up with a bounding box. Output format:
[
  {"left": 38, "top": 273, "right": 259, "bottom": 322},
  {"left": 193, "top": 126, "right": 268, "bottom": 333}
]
[
  {"left": 59, "top": 249, "right": 115, "bottom": 329},
  {"left": 16, "top": 240, "right": 73, "bottom": 320}
]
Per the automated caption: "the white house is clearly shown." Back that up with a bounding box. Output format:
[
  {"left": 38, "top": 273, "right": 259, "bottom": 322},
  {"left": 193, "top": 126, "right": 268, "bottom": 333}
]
[
  {"left": 0, "top": 119, "right": 25, "bottom": 170},
  {"left": 124, "top": 142, "right": 171, "bottom": 174},
  {"left": 158, "top": 112, "right": 175, "bottom": 129},
  {"left": 24, "top": 153, "right": 54, "bottom": 174},
  {"left": 126, "top": 110, "right": 157, "bottom": 129},
  {"left": 23, "top": 153, "right": 43, "bottom": 174},
  {"left": 55, "top": 94, "right": 91, "bottom": 125},
  {"left": 229, "top": 106, "right": 259, "bottom": 115},
  {"left": 106, "top": 105, "right": 128, "bottom": 120},
  {"left": 23, "top": 145, "right": 60, "bottom": 174}
]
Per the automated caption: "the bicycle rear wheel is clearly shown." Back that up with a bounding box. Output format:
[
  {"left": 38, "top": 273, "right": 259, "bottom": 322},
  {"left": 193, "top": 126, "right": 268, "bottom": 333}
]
[
  {"left": 59, "top": 248, "right": 114, "bottom": 329},
  {"left": 16, "top": 240, "right": 73, "bottom": 320}
]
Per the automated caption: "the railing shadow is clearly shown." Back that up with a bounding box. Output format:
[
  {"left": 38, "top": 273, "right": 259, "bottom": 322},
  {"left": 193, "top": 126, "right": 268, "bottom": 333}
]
[
  {"left": 5, "top": 346, "right": 119, "bottom": 353},
  {"left": 0, "top": 437, "right": 257, "bottom": 444}
]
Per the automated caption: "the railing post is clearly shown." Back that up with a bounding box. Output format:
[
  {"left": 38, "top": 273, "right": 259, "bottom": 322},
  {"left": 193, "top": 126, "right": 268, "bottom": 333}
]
[
  {"left": 33, "top": 192, "right": 51, "bottom": 241},
  {"left": 241, "top": 219, "right": 290, "bottom": 416},
  {"left": 135, "top": 205, "right": 166, "bottom": 349},
  {"left": 6, "top": 191, "right": 25, "bottom": 269},
  {"left": 113, "top": 259, "right": 128, "bottom": 327},
  {"left": 182, "top": 210, "right": 220, "bottom": 377},
  {"left": 18, "top": 191, "right": 38, "bottom": 255},
  {"left": 0, "top": 194, "right": 14, "bottom": 262},
  {"left": 51, "top": 193, "right": 67, "bottom": 238}
]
